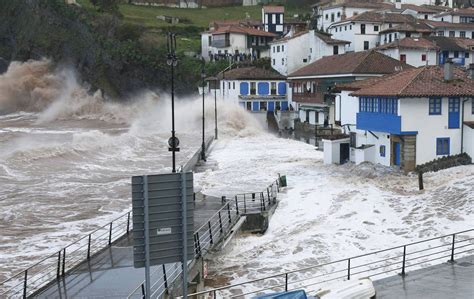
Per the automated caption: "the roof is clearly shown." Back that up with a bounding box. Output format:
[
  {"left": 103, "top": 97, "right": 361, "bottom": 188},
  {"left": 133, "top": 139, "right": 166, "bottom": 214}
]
[
  {"left": 421, "top": 19, "right": 474, "bottom": 29},
  {"left": 209, "top": 19, "right": 261, "bottom": 29},
  {"left": 464, "top": 121, "right": 474, "bottom": 129},
  {"left": 315, "top": 32, "right": 351, "bottom": 44},
  {"left": 379, "top": 22, "right": 433, "bottom": 34},
  {"left": 288, "top": 51, "right": 412, "bottom": 78},
  {"left": 333, "top": 77, "right": 387, "bottom": 92},
  {"left": 436, "top": 7, "right": 474, "bottom": 17},
  {"left": 318, "top": 1, "right": 394, "bottom": 10},
  {"left": 351, "top": 66, "right": 474, "bottom": 97},
  {"left": 292, "top": 92, "right": 325, "bottom": 104},
  {"left": 211, "top": 25, "right": 277, "bottom": 37},
  {"left": 263, "top": 6, "right": 284, "bottom": 13},
  {"left": 420, "top": 4, "right": 453, "bottom": 13},
  {"left": 331, "top": 11, "right": 414, "bottom": 26},
  {"left": 376, "top": 37, "right": 439, "bottom": 50},
  {"left": 425, "top": 36, "right": 472, "bottom": 51},
  {"left": 270, "top": 30, "right": 309, "bottom": 44},
  {"left": 216, "top": 66, "right": 285, "bottom": 81},
  {"left": 401, "top": 4, "right": 439, "bottom": 14}
]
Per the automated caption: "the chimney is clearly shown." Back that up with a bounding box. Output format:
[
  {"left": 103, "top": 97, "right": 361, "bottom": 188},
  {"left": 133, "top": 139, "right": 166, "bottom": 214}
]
[
  {"left": 469, "top": 63, "right": 474, "bottom": 80},
  {"left": 444, "top": 58, "right": 454, "bottom": 81}
]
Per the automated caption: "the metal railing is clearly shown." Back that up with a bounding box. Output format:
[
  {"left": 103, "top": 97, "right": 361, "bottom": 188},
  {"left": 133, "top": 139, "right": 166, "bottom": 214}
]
[
  {"left": 187, "top": 229, "right": 474, "bottom": 298},
  {"left": 0, "top": 211, "right": 133, "bottom": 298},
  {"left": 128, "top": 178, "right": 283, "bottom": 299}
]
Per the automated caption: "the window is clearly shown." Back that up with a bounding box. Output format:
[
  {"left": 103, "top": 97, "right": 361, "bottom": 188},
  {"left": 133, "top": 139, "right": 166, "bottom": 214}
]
[
  {"left": 472, "top": 99, "right": 474, "bottom": 114},
  {"left": 361, "top": 24, "right": 366, "bottom": 34},
  {"left": 273, "top": 46, "right": 275, "bottom": 53},
  {"left": 250, "top": 82, "right": 256, "bottom": 95},
  {"left": 350, "top": 25, "right": 352, "bottom": 30},
  {"left": 282, "top": 58, "right": 284, "bottom": 65},
  {"left": 472, "top": 32, "right": 474, "bottom": 39},
  {"left": 400, "top": 54, "right": 406, "bottom": 62},
  {"left": 438, "top": 31, "right": 444, "bottom": 37},
  {"left": 272, "top": 59, "right": 275, "bottom": 65},
  {"left": 260, "top": 101, "right": 267, "bottom": 111},
  {"left": 436, "top": 138, "right": 450, "bottom": 155},
  {"left": 233, "top": 82, "right": 235, "bottom": 89},
  {"left": 466, "top": 52, "right": 470, "bottom": 58},
  {"left": 331, "top": 13, "right": 335, "bottom": 22},
  {"left": 449, "top": 31, "right": 455, "bottom": 37},
  {"left": 246, "top": 102, "right": 251, "bottom": 111},
  {"left": 422, "top": 54, "right": 426, "bottom": 61},
  {"left": 271, "top": 82, "right": 277, "bottom": 95},
  {"left": 406, "top": 32, "right": 411, "bottom": 37},
  {"left": 364, "top": 41, "right": 369, "bottom": 50},
  {"left": 424, "top": 14, "right": 428, "bottom": 19},
  {"left": 389, "top": 34, "right": 392, "bottom": 43},
  {"left": 337, "top": 11, "right": 341, "bottom": 18},
  {"left": 333, "top": 45, "right": 339, "bottom": 55},
  {"left": 454, "top": 51, "right": 459, "bottom": 58},
  {"left": 335, "top": 27, "right": 338, "bottom": 32},
  {"left": 389, "top": 23, "right": 392, "bottom": 28},
  {"left": 277, "top": 45, "right": 280, "bottom": 52},
  {"left": 374, "top": 25, "right": 379, "bottom": 32},
  {"left": 303, "top": 58, "right": 308, "bottom": 63},
  {"left": 429, "top": 98, "right": 442, "bottom": 115},
  {"left": 353, "top": 12, "right": 358, "bottom": 16},
  {"left": 325, "top": 14, "right": 328, "bottom": 20},
  {"left": 460, "top": 31, "right": 466, "bottom": 38},
  {"left": 276, "top": 101, "right": 281, "bottom": 111},
  {"left": 380, "top": 145, "right": 386, "bottom": 157},
  {"left": 228, "top": 82, "right": 231, "bottom": 90},
  {"left": 282, "top": 45, "right": 284, "bottom": 51},
  {"left": 345, "top": 25, "right": 347, "bottom": 31}
]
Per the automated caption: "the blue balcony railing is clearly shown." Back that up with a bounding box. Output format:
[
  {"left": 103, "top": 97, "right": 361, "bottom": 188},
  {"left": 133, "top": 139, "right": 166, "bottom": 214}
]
[{"left": 356, "top": 112, "right": 401, "bottom": 134}]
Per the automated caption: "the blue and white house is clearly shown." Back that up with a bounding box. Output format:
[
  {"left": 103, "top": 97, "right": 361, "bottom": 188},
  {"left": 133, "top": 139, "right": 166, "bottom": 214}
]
[
  {"left": 211, "top": 66, "right": 289, "bottom": 113},
  {"left": 334, "top": 63, "right": 474, "bottom": 171}
]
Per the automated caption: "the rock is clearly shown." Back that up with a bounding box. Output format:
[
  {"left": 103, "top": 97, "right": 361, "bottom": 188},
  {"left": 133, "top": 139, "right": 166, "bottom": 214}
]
[{"left": 0, "top": 57, "right": 9, "bottom": 74}]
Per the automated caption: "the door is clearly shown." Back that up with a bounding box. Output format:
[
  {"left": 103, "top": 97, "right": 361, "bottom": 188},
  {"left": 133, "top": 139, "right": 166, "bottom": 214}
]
[
  {"left": 448, "top": 98, "right": 460, "bottom": 129},
  {"left": 340, "top": 143, "right": 350, "bottom": 164},
  {"left": 394, "top": 142, "right": 401, "bottom": 166}
]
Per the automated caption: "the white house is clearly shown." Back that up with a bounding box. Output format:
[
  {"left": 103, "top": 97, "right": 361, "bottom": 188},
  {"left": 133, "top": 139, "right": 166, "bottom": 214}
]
[
  {"left": 378, "top": 22, "right": 434, "bottom": 45},
  {"left": 423, "top": 19, "right": 474, "bottom": 39},
  {"left": 400, "top": 4, "right": 441, "bottom": 20},
  {"left": 287, "top": 50, "right": 411, "bottom": 128},
  {"left": 313, "top": 1, "right": 394, "bottom": 31},
  {"left": 334, "top": 63, "right": 474, "bottom": 171},
  {"left": 433, "top": 7, "right": 474, "bottom": 24},
  {"left": 269, "top": 30, "right": 350, "bottom": 76},
  {"left": 376, "top": 37, "right": 439, "bottom": 67},
  {"left": 262, "top": 6, "right": 285, "bottom": 35},
  {"left": 210, "top": 66, "right": 289, "bottom": 113},
  {"left": 328, "top": 11, "right": 415, "bottom": 52},
  {"left": 201, "top": 25, "right": 277, "bottom": 61}
]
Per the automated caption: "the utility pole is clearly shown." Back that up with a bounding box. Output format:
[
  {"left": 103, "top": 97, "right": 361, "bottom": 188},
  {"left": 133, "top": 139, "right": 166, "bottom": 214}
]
[
  {"left": 167, "top": 32, "right": 179, "bottom": 172},
  {"left": 201, "top": 58, "right": 206, "bottom": 161}
]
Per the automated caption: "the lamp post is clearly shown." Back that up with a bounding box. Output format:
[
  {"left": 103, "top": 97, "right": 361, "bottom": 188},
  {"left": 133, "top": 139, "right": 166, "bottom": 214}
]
[
  {"left": 167, "top": 32, "right": 179, "bottom": 173},
  {"left": 201, "top": 59, "right": 206, "bottom": 161},
  {"left": 214, "top": 80, "right": 218, "bottom": 140}
]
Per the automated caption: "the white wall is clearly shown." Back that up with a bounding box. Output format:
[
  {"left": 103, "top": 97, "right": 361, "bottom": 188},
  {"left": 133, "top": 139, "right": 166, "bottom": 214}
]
[
  {"left": 378, "top": 48, "right": 437, "bottom": 67},
  {"left": 464, "top": 124, "right": 474, "bottom": 160},
  {"left": 336, "top": 90, "right": 359, "bottom": 127},
  {"left": 323, "top": 138, "right": 350, "bottom": 164},
  {"left": 399, "top": 97, "right": 473, "bottom": 164}
]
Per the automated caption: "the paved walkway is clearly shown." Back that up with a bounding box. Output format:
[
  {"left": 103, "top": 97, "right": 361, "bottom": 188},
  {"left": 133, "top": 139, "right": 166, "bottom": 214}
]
[
  {"left": 374, "top": 255, "right": 474, "bottom": 299},
  {"left": 34, "top": 193, "right": 226, "bottom": 298}
]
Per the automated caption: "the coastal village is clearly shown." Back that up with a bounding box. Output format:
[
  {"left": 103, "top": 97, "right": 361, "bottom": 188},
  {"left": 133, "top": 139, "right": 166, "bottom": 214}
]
[
  {"left": 1, "top": 0, "right": 474, "bottom": 298},
  {"left": 198, "top": 0, "right": 474, "bottom": 172}
]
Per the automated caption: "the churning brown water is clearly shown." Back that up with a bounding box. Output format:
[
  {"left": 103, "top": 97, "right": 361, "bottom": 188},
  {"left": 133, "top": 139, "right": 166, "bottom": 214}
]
[{"left": 0, "top": 60, "right": 262, "bottom": 282}]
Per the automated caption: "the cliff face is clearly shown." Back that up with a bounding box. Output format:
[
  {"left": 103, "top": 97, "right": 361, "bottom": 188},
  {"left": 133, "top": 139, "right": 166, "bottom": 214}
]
[{"left": 0, "top": 0, "right": 201, "bottom": 98}]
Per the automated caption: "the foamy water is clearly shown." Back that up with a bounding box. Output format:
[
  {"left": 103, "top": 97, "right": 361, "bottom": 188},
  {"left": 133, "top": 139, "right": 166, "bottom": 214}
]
[{"left": 0, "top": 60, "right": 263, "bottom": 282}]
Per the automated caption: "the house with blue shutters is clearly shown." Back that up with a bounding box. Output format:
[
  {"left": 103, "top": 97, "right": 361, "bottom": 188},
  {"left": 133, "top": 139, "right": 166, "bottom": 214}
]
[
  {"left": 334, "top": 62, "right": 474, "bottom": 171},
  {"left": 212, "top": 66, "right": 289, "bottom": 113}
]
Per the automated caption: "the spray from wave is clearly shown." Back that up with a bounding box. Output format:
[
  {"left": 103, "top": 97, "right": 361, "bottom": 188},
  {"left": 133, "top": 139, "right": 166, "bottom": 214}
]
[{"left": 0, "top": 59, "right": 263, "bottom": 137}]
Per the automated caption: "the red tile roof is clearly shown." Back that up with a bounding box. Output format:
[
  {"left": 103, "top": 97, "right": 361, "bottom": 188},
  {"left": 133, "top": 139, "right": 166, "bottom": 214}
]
[
  {"left": 379, "top": 22, "right": 433, "bottom": 34},
  {"left": 263, "top": 6, "right": 285, "bottom": 13},
  {"left": 288, "top": 51, "right": 412, "bottom": 78},
  {"left": 332, "top": 11, "right": 414, "bottom": 25},
  {"left": 351, "top": 66, "right": 474, "bottom": 97},
  {"left": 421, "top": 19, "right": 474, "bottom": 29},
  {"left": 320, "top": 1, "right": 394, "bottom": 10},
  {"left": 401, "top": 4, "right": 439, "bottom": 14},
  {"left": 216, "top": 66, "right": 285, "bottom": 80},
  {"left": 376, "top": 37, "right": 439, "bottom": 50},
  {"left": 315, "top": 32, "right": 351, "bottom": 44},
  {"left": 437, "top": 7, "right": 474, "bottom": 17},
  {"left": 333, "top": 77, "right": 387, "bottom": 92}
]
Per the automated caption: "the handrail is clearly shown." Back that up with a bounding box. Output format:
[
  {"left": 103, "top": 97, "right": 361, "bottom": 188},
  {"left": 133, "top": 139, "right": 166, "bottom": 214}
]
[{"left": 186, "top": 229, "right": 474, "bottom": 297}]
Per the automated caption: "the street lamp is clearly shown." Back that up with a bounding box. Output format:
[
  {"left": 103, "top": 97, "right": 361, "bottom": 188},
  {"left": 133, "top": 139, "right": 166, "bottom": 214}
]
[
  {"left": 201, "top": 58, "right": 206, "bottom": 161},
  {"left": 167, "top": 32, "right": 179, "bottom": 173},
  {"left": 214, "top": 78, "right": 218, "bottom": 140}
]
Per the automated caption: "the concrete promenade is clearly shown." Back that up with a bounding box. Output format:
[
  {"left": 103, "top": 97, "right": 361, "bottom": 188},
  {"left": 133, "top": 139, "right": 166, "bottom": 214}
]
[
  {"left": 374, "top": 255, "right": 474, "bottom": 298},
  {"left": 34, "top": 193, "right": 226, "bottom": 298}
]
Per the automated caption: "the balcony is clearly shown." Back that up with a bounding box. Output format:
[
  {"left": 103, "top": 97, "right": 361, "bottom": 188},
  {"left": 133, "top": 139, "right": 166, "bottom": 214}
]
[
  {"left": 356, "top": 112, "right": 401, "bottom": 134},
  {"left": 211, "top": 39, "right": 230, "bottom": 48}
]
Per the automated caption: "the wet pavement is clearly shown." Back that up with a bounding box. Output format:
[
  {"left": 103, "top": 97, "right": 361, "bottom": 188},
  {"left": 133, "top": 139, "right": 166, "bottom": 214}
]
[
  {"left": 374, "top": 255, "right": 474, "bottom": 298},
  {"left": 34, "top": 194, "right": 226, "bottom": 298}
]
